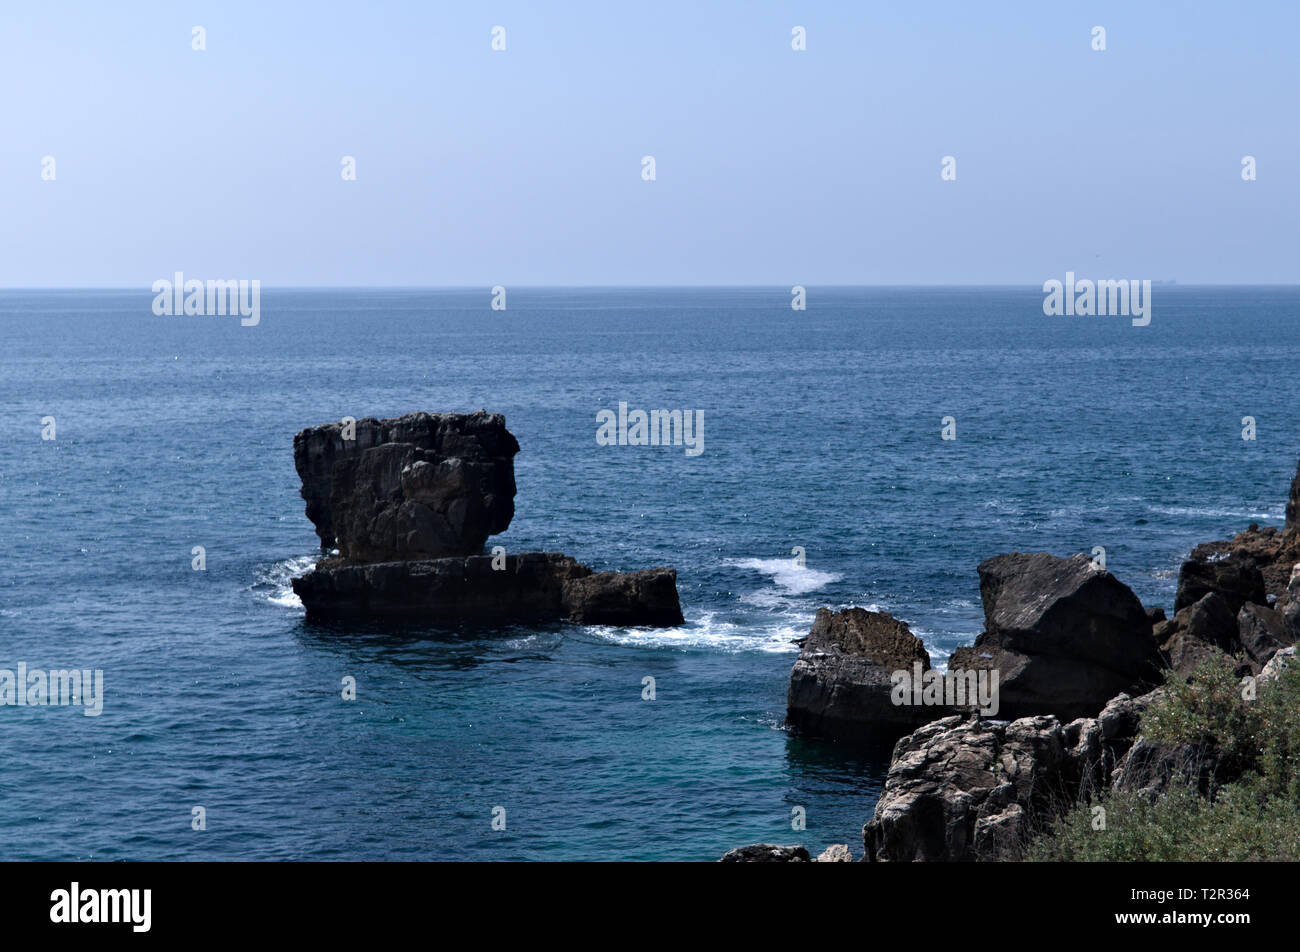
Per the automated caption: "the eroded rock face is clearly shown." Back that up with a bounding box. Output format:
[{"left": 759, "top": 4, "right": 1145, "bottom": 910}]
[
  {"left": 1110, "top": 737, "right": 1218, "bottom": 799},
  {"left": 293, "top": 411, "right": 518, "bottom": 560},
  {"left": 785, "top": 608, "right": 939, "bottom": 744},
  {"left": 1259, "top": 645, "right": 1297, "bottom": 685},
  {"left": 862, "top": 691, "right": 1152, "bottom": 862},
  {"left": 862, "top": 715, "right": 1073, "bottom": 862},
  {"left": 947, "top": 553, "right": 1163, "bottom": 721}
]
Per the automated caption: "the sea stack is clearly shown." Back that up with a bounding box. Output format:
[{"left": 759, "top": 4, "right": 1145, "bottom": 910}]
[{"left": 289, "top": 411, "right": 684, "bottom": 626}]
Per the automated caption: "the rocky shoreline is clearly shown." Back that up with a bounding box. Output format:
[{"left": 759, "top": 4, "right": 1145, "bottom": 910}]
[
  {"left": 289, "top": 412, "right": 683, "bottom": 627},
  {"left": 726, "top": 460, "right": 1300, "bottom": 862},
  {"left": 281, "top": 411, "right": 1297, "bottom": 861}
]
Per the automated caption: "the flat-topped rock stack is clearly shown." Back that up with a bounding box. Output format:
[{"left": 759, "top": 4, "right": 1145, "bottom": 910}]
[{"left": 289, "top": 411, "right": 683, "bottom": 627}]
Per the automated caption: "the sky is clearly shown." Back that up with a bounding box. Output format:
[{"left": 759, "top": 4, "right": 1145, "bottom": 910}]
[{"left": 1, "top": 1, "right": 1297, "bottom": 287}]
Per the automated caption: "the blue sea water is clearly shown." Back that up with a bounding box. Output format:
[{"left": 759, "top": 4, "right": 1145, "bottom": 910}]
[{"left": 0, "top": 286, "right": 1297, "bottom": 860}]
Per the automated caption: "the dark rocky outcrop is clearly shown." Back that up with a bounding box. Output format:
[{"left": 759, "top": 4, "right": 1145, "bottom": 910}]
[
  {"left": 718, "top": 844, "right": 811, "bottom": 863},
  {"left": 1174, "top": 552, "right": 1266, "bottom": 616},
  {"left": 291, "top": 553, "right": 680, "bottom": 624},
  {"left": 717, "top": 842, "right": 852, "bottom": 862},
  {"left": 1150, "top": 592, "right": 1291, "bottom": 678},
  {"left": 294, "top": 411, "right": 518, "bottom": 560},
  {"left": 1237, "top": 602, "right": 1290, "bottom": 672},
  {"left": 947, "top": 553, "right": 1163, "bottom": 721},
  {"left": 563, "top": 570, "right": 685, "bottom": 626},
  {"left": 785, "top": 608, "right": 942, "bottom": 744},
  {"left": 290, "top": 412, "right": 682, "bottom": 627},
  {"left": 1286, "top": 463, "right": 1300, "bottom": 530},
  {"left": 1187, "top": 528, "right": 1300, "bottom": 601},
  {"left": 1155, "top": 592, "right": 1242, "bottom": 678}
]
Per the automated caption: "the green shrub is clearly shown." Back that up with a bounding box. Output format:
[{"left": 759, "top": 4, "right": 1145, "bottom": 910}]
[
  {"left": 1030, "top": 652, "right": 1300, "bottom": 861},
  {"left": 1029, "top": 782, "right": 1300, "bottom": 862}
]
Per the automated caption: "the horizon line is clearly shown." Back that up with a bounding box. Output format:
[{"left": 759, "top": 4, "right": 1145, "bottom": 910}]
[{"left": 3, "top": 281, "right": 1299, "bottom": 292}]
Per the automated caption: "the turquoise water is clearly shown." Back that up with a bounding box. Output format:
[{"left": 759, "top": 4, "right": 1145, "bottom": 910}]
[{"left": 0, "top": 286, "right": 1295, "bottom": 859}]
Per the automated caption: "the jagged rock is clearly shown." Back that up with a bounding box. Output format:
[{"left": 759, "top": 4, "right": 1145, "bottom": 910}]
[
  {"left": 563, "top": 569, "right": 684, "bottom": 626},
  {"left": 862, "top": 691, "right": 1154, "bottom": 862},
  {"left": 718, "top": 844, "right": 810, "bottom": 863},
  {"left": 785, "top": 608, "right": 939, "bottom": 743},
  {"left": 292, "top": 553, "right": 683, "bottom": 626},
  {"left": 862, "top": 715, "right": 1074, "bottom": 862},
  {"left": 1175, "top": 552, "right": 1266, "bottom": 616},
  {"left": 1237, "top": 602, "right": 1292, "bottom": 673},
  {"left": 862, "top": 716, "right": 1002, "bottom": 862},
  {"left": 1158, "top": 593, "right": 1243, "bottom": 677},
  {"left": 294, "top": 411, "right": 518, "bottom": 560},
  {"left": 1061, "top": 690, "right": 1158, "bottom": 796},
  {"left": 1179, "top": 593, "right": 1239, "bottom": 652},
  {"left": 1145, "top": 606, "right": 1167, "bottom": 625},
  {"left": 815, "top": 844, "right": 853, "bottom": 863},
  {"left": 946, "top": 553, "right": 1162, "bottom": 721}
]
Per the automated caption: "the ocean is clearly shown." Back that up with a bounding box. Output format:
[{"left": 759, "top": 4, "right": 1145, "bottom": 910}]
[{"left": 0, "top": 286, "right": 1296, "bottom": 860}]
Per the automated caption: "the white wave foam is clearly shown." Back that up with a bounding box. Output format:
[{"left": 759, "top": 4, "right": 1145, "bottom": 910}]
[
  {"left": 729, "top": 557, "right": 842, "bottom": 596},
  {"left": 1147, "top": 504, "right": 1282, "bottom": 521},
  {"left": 585, "top": 611, "right": 806, "bottom": 654},
  {"left": 253, "top": 555, "right": 317, "bottom": 609}
]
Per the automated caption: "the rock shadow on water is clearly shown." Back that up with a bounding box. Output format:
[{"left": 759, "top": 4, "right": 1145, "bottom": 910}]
[{"left": 289, "top": 614, "right": 571, "bottom": 670}]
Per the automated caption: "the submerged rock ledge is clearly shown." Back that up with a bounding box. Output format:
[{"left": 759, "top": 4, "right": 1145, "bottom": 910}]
[
  {"left": 289, "top": 412, "right": 683, "bottom": 627},
  {"left": 292, "top": 554, "right": 683, "bottom": 625}
]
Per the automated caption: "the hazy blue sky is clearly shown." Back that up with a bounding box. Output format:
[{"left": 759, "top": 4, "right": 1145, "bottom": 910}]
[{"left": 2, "top": 1, "right": 1296, "bottom": 286}]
